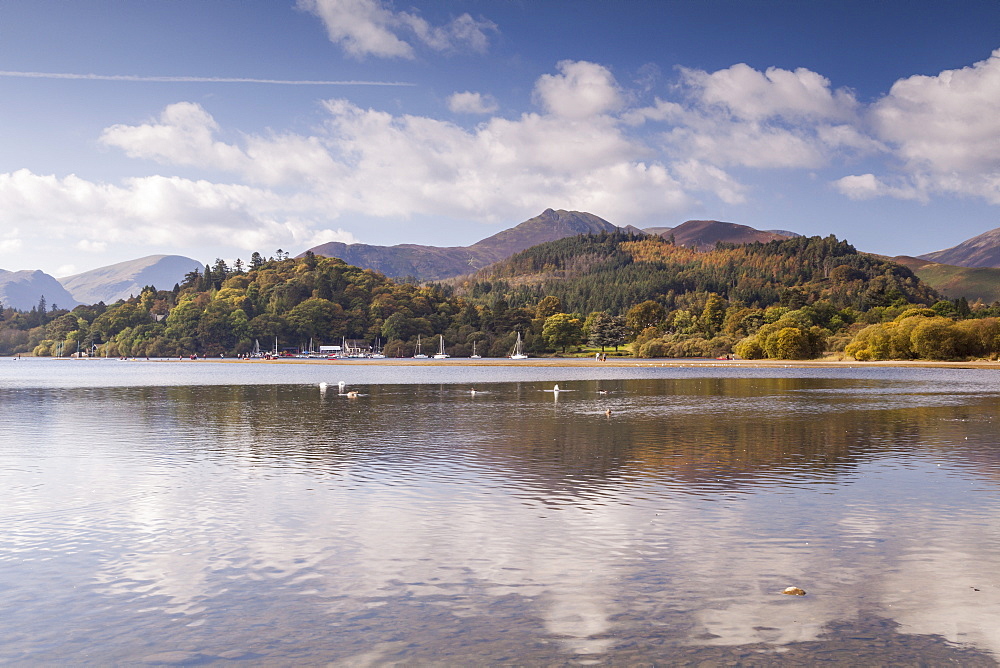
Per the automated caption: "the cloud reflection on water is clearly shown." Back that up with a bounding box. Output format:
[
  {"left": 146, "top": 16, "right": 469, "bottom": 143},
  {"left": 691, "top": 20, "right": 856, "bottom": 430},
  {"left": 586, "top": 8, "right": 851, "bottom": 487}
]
[{"left": 4, "top": 371, "right": 1000, "bottom": 663}]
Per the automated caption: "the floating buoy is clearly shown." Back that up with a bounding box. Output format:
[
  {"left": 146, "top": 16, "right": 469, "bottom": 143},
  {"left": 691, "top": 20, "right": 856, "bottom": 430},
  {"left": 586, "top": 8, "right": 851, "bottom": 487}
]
[
  {"left": 782, "top": 587, "right": 806, "bottom": 596},
  {"left": 319, "top": 382, "right": 328, "bottom": 392},
  {"left": 605, "top": 408, "right": 611, "bottom": 417}
]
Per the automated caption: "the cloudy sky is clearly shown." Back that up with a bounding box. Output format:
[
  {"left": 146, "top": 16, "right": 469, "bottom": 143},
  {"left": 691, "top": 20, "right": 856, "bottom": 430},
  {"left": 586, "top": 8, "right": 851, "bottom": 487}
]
[{"left": 2, "top": 0, "right": 1000, "bottom": 276}]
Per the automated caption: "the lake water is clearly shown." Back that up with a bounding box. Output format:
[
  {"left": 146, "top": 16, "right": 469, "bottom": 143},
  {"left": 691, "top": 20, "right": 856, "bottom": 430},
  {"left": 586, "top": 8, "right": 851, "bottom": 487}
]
[{"left": 3, "top": 358, "right": 1000, "bottom": 665}]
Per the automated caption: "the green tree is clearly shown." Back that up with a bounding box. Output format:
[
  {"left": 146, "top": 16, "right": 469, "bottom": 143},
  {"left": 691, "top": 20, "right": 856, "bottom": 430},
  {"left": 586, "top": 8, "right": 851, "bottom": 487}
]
[
  {"left": 381, "top": 310, "right": 416, "bottom": 342},
  {"left": 542, "top": 313, "right": 585, "bottom": 353},
  {"left": 699, "top": 293, "right": 727, "bottom": 337},
  {"left": 625, "top": 300, "right": 666, "bottom": 338},
  {"left": 911, "top": 317, "right": 964, "bottom": 360},
  {"left": 587, "top": 311, "right": 625, "bottom": 351},
  {"left": 766, "top": 327, "right": 810, "bottom": 359},
  {"left": 286, "top": 297, "right": 344, "bottom": 341},
  {"left": 535, "top": 296, "right": 562, "bottom": 320}
]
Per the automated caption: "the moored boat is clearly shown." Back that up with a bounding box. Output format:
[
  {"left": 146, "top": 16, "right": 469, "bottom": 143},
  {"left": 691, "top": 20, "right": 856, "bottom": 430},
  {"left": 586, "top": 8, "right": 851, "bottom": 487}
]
[{"left": 510, "top": 332, "right": 528, "bottom": 360}]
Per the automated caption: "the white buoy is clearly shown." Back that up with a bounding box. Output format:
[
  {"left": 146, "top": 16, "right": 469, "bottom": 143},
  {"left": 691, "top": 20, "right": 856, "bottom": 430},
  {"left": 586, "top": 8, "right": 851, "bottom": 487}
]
[
  {"left": 319, "top": 382, "right": 329, "bottom": 392},
  {"left": 470, "top": 388, "right": 477, "bottom": 395},
  {"left": 554, "top": 384, "right": 561, "bottom": 392}
]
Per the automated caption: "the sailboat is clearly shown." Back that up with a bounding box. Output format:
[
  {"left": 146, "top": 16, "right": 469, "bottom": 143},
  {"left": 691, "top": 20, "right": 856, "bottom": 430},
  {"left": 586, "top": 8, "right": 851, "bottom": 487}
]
[
  {"left": 371, "top": 337, "right": 385, "bottom": 359},
  {"left": 433, "top": 334, "right": 449, "bottom": 359},
  {"left": 413, "top": 334, "right": 428, "bottom": 359},
  {"left": 470, "top": 341, "right": 481, "bottom": 359},
  {"left": 510, "top": 332, "right": 528, "bottom": 359}
]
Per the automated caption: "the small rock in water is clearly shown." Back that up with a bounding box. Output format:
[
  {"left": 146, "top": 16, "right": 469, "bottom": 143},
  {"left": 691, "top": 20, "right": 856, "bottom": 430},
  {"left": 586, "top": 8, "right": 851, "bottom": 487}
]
[{"left": 782, "top": 586, "right": 806, "bottom": 596}]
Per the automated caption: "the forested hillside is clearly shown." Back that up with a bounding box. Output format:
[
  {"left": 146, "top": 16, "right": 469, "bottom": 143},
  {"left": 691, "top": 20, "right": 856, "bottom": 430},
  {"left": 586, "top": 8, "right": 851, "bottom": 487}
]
[
  {"left": 458, "top": 231, "right": 938, "bottom": 314},
  {"left": 4, "top": 234, "right": 1000, "bottom": 362},
  {"left": 0, "top": 252, "right": 546, "bottom": 359}
]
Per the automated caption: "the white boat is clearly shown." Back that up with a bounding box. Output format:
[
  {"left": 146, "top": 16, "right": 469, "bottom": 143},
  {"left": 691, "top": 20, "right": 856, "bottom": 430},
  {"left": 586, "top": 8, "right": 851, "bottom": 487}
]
[
  {"left": 413, "top": 334, "right": 428, "bottom": 359},
  {"left": 470, "top": 341, "right": 481, "bottom": 359},
  {"left": 433, "top": 335, "right": 449, "bottom": 359},
  {"left": 510, "top": 332, "right": 528, "bottom": 359}
]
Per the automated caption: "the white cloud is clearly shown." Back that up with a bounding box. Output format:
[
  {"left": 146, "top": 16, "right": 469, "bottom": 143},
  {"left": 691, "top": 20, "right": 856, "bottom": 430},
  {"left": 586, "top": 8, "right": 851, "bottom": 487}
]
[
  {"left": 832, "top": 173, "right": 925, "bottom": 202},
  {"left": 299, "top": 0, "right": 495, "bottom": 59},
  {"left": 447, "top": 91, "right": 498, "bottom": 115},
  {"left": 0, "top": 237, "right": 23, "bottom": 253},
  {"left": 309, "top": 93, "right": 697, "bottom": 222},
  {"left": 534, "top": 60, "right": 623, "bottom": 120},
  {"left": 100, "top": 102, "right": 342, "bottom": 187},
  {"left": 75, "top": 239, "right": 107, "bottom": 252},
  {"left": 662, "top": 116, "right": 827, "bottom": 169},
  {"left": 680, "top": 63, "right": 858, "bottom": 121},
  {"left": 631, "top": 63, "right": 871, "bottom": 172},
  {"left": 673, "top": 160, "right": 747, "bottom": 205},
  {"left": 92, "top": 58, "right": 700, "bottom": 228},
  {"left": 853, "top": 48, "right": 1000, "bottom": 204},
  {"left": 0, "top": 169, "right": 358, "bottom": 260},
  {"left": 873, "top": 49, "right": 1000, "bottom": 173},
  {"left": 100, "top": 102, "right": 249, "bottom": 172},
  {"left": 45, "top": 54, "right": 1000, "bottom": 267}
]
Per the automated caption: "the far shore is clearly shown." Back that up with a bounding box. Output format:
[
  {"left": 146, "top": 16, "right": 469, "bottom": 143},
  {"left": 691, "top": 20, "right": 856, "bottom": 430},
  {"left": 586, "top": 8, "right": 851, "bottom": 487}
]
[{"left": 44, "top": 355, "right": 1000, "bottom": 370}]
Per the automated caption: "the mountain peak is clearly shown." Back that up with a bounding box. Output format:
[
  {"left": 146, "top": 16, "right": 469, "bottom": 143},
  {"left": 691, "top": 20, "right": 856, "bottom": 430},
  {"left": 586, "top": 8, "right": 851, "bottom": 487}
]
[
  {"left": 919, "top": 226, "right": 1000, "bottom": 268},
  {"left": 0, "top": 268, "right": 80, "bottom": 310},
  {"left": 303, "top": 209, "right": 621, "bottom": 280},
  {"left": 59, "top": 254, "right": 203, "bottom": 304},
  {"left": 667, "top": 220, "right": 794, "bottom": 250}
]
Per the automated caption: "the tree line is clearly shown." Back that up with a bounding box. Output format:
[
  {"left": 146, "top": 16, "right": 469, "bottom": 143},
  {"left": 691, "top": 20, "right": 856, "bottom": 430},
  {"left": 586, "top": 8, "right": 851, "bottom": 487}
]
[{"left": 5, "top": 233, "right": 1000, "bottom": 361}]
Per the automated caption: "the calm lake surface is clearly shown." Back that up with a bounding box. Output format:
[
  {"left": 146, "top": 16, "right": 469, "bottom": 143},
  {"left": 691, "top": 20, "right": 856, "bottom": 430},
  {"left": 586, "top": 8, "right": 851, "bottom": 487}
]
[{"left": 3, "top": 358, "right": 1000, "bottom": 665}]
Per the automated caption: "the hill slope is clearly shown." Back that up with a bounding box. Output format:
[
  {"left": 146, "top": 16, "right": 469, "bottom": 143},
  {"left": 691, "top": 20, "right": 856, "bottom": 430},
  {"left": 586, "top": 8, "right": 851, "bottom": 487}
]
[
  {"left": 0, "top": 269, "right": 80, "bottom": 311},
  {"left": 892, "top": 256, "right": 1000, "bottom": 303},
  {"left": 60, "top": 255, "right": 203, "bottom": 304},
  {"left": 302, "top": 209, "right": 620, "bottom": 280},
  {"left": 667, "top": 220, "right": 794, "bottom": 250},
  {"left": 919, "top": 226, "right": 1000, "bottom": 267},
  {"left": 461, "top": 232, "right": 937, "bottom": 315}
]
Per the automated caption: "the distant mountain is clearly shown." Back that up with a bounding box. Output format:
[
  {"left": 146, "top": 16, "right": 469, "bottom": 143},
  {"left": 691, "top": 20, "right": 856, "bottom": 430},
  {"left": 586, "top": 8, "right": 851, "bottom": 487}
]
[
  {"left": 0, "top": 269, "right": 80, "bottom": 311},
  {"left": 892, "top": 255, "right": 1000, "bottom": 304},
  {"left": 664, "top": 220, "right": 795, "bottom": 250},
  {"left": 642, "top": 226, "right": 674, "bottom": 236},
  {"left": 918, "top": 226, "right": 1000, "bottom": 268},
  {"left": 59, "top": 254, "right": 203, "bottom": 305},
  {"left": 303, "top": 209, "right": 622, "bottom": 280}
]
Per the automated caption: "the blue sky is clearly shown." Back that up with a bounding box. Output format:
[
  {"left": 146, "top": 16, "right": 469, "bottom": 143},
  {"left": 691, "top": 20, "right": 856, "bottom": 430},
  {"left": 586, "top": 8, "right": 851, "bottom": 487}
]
[{"left": 1, "top": 0, "right": 1000, "bottom": 276}]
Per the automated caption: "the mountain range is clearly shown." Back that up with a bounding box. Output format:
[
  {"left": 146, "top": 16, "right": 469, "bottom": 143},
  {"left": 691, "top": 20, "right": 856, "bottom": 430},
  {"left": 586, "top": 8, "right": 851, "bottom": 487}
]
[
  {"left": 5, "top": 211, "right": 1000, "bottom": 312},
  {"left": 0, "top": 269, "right": 80, "bottom": 311},
  {"left": 59, "top": 254, "right": 203, "bottom": 305},
  {"left": 300, "top": 211, "right": 800, "bottom": 279},
  {"left": 918, "top": 226, "right": 1000, "bottom": 267},
  {"left": 302, "top": 209, "right": 625, "bottom": 280},
  {"left": 892, "top": 256, "right": 1000, "bottom": 304}
]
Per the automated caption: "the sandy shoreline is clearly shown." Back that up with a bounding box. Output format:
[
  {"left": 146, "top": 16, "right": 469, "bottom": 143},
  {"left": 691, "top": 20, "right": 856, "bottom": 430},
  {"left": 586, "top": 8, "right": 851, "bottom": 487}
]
[{"left": 54, "top": 356, "right": 1000, "bottom": 369}]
